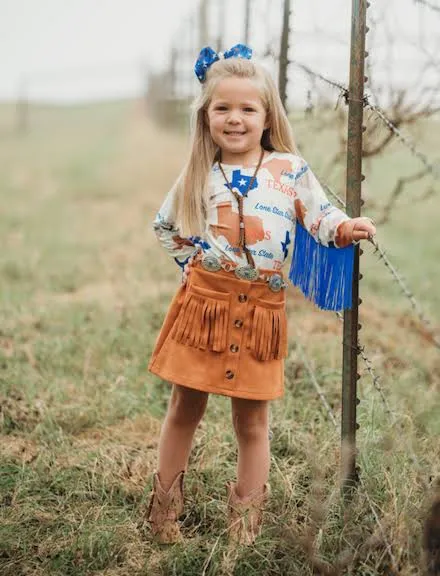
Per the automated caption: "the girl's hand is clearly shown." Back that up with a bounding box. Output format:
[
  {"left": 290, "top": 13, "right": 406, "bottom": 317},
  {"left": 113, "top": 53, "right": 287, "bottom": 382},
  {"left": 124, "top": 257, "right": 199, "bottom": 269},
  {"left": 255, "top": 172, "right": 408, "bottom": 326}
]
[
  {"left": 182, "top": 256, "right": 195, "bottom": 285},
  {"left": 335, "top": 217, "right": 376, "bottom": 248},
  {"left": 351, "top": 217, "right": 376, "bottom": 243}
]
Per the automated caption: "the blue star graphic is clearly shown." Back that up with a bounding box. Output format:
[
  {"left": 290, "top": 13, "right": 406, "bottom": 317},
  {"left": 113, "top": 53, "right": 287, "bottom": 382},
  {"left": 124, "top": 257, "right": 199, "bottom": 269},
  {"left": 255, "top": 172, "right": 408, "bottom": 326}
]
[
  {"left": 224, "top": 170, "right": 259, "bottom": 196},
  {"left": 281, "top": 230, "right": 291, "bottom": 258}
]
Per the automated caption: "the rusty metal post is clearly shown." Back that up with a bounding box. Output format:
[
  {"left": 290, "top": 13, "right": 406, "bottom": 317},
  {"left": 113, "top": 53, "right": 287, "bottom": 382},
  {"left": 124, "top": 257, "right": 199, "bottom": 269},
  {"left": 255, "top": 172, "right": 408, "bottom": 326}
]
[
  {"left": 199, "top": 0, "right": 209, "bottom": 48},
  {"left": 279, "top": 0, "right": 291, "bottom": 110},
  {"left": 341, "top": 0, "right": 368, "bottom": 496},
  {"left": 216, "top": 0, "right": 226, "bottom": 52},
  {"left": 244, "top": 0, "right": 251, "bottom": 45}
]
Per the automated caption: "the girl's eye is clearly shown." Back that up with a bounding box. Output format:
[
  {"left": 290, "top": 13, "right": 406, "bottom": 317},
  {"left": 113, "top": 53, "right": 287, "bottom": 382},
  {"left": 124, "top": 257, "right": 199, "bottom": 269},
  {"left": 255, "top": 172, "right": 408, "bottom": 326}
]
[
  {"left": 244, "top": 107, "right": 256, "bottom": 112},
  {"left": 215, "top": 106, "right": 228, "bottom": 111}
]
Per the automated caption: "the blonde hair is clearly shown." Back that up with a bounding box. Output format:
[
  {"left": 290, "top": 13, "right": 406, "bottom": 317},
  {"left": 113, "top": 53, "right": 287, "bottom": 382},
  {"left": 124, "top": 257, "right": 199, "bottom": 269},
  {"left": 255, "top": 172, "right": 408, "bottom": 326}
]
[{"left": 173, "top": 57, "right": 297, "bottom": 236}]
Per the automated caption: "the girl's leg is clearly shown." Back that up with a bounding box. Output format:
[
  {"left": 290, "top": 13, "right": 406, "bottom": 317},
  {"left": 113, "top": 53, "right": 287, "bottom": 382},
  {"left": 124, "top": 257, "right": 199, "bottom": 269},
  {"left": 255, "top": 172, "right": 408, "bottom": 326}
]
[
  {"left": 231, "top": 397, "right": 270, "bottom": 498},
  {"left": 157, "top": 384, "right": 209, "bottom": 491}
]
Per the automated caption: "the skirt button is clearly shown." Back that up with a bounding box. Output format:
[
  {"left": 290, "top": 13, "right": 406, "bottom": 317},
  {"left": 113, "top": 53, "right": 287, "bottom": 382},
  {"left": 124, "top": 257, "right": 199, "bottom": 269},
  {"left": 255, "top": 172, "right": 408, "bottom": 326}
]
[
  {"left": 225, "top": 370, "right": 234, "bottom": 379},
  {"left": 238, "top": 294, "right": 247, "bottom": 303},
  {"left": 234, "top": 319, "right": 243, "bottom": 328},
  {"left": 230, "top": 344, "right": 239, "bottom": 353}
]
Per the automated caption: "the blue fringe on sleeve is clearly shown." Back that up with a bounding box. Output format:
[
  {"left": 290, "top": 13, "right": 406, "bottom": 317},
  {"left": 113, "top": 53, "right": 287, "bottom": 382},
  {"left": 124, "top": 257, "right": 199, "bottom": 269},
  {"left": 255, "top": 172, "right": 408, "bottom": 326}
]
[{"left": 289, "top": 223, "right": 354, "bottom": 311}]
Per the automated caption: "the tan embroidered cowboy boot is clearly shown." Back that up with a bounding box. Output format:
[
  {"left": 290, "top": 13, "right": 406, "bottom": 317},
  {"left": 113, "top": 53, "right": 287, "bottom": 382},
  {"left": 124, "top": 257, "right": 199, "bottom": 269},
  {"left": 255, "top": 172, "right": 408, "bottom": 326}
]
[
  {"left": 226, "top": 481, "right": 271, "bottom": 545},
  {"left": 147, "top": 470, "right": 185, "bottom": 544}
]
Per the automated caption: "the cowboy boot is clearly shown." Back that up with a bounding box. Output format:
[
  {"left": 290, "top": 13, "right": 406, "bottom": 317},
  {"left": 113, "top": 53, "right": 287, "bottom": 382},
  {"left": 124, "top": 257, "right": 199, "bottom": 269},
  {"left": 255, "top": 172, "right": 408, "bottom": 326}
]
[
  {"left": 226, "top": 481, "right": 271, "bottom": 545},
  {"left": 147, "top": 470, "right": 185, "bottom": 544}
]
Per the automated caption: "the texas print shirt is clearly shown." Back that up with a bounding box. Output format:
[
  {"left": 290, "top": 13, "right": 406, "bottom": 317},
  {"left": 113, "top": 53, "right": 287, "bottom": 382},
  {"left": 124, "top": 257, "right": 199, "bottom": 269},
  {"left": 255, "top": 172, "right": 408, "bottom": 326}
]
[{"left": 153, "top": 151, "right": 350, "bottom": 272}]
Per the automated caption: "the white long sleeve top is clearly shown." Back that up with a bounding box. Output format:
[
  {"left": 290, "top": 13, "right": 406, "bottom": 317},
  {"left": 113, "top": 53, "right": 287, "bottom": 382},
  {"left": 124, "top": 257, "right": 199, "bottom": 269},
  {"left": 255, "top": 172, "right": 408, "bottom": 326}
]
[{"left": 153, "top": 151, "right": 350, "bottom": 271}]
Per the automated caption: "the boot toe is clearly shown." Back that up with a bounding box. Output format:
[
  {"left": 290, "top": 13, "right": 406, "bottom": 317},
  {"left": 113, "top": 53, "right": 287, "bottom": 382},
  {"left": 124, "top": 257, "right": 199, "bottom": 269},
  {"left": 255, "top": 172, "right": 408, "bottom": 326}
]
[{"left": 153, "top": 521, "right": 184, "bottom": 544}]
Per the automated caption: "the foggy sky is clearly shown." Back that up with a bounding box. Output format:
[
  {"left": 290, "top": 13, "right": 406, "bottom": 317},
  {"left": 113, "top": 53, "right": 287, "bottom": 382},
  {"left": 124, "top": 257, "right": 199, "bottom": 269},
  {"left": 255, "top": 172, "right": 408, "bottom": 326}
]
[{"left": 0, "top": 0, "right": 438, "bottom": 104}]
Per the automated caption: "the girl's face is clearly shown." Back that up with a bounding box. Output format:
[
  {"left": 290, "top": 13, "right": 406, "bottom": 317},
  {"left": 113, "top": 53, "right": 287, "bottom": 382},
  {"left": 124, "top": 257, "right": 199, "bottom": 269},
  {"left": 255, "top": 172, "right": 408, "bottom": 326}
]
[{"left": 206, "top": 76, "right": 269, "bottom": 165}]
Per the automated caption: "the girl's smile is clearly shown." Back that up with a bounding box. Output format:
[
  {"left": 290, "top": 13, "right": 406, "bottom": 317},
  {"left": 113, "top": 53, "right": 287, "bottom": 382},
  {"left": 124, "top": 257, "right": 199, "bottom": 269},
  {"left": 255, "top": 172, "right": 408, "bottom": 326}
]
[{"left": 206, "top": 76, "right": 269, "bottom": 165}]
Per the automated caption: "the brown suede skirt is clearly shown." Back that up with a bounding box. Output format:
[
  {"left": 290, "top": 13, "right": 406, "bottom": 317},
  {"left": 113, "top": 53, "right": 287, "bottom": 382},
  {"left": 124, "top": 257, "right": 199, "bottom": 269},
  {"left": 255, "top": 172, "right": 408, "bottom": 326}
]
[{"left": 148, "top": 262, "right": 288, "bottom": 400}]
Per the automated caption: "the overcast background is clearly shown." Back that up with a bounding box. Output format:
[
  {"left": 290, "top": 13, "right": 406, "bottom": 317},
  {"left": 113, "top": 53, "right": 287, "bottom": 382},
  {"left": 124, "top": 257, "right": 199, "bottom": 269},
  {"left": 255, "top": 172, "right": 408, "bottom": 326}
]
[{"left": 1, "top": 0, "right": 438, "bottom": 105}]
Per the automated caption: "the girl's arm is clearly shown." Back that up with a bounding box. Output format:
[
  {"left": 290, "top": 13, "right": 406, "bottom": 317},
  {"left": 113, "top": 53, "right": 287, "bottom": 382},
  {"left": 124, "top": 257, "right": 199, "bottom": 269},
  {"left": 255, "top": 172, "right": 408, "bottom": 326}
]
[
  {"left": 152, "top": 188, "right": 200, "bottom": 269},
  {"left": 292, "top": 158, "right": 375, "bottom": 246}
]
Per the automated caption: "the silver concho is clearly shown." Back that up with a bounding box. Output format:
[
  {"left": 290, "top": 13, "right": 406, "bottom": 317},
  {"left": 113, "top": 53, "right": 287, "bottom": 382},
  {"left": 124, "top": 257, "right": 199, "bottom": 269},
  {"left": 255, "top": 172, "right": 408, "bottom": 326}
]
[
  {"left": 234, "top": 265, "right": 259, "bottom": 281},
  {"left": 268, "top": 274, "right": 285, "bottom": 293},
  {"left": 201, "top": 255, "right": 222, "bottom": 272}
]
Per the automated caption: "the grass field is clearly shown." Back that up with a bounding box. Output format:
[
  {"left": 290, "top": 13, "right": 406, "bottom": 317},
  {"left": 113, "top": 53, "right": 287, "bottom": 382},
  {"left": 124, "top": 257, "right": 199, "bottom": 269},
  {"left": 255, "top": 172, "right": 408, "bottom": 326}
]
[{"left": 0, "top": 100, "right": 439, "bottom": 575}]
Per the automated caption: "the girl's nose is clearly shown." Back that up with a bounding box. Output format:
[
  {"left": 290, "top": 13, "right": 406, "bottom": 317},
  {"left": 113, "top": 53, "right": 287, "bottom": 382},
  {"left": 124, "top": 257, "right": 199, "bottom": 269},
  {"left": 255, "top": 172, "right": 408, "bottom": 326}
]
[{"left": 226, "top": 110, "right": 241, "bottom": 123}]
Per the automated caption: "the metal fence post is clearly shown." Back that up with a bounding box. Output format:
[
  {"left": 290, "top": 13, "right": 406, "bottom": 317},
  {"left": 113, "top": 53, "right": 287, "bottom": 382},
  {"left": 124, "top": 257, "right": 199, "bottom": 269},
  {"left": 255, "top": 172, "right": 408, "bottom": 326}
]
[
  {"left": 199, "top": 0, "right": 209, "bottom": 48},
  {"left": 244, "top": 0, "right": 251, "bottom": 45},
  {"left": 341, "top": 0, "right": 368, "bottom": 496},
  {"left": 279, "top": 0, "right": 291, "bottom": 110},
  {"left": 216, "top": 0, "right": 226, "bottom": 52}
]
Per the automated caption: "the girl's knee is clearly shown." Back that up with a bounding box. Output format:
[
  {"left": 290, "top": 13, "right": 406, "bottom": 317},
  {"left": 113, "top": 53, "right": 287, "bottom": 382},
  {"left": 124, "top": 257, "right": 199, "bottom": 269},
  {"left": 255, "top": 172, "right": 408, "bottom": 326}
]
[
  {"left": 168, "top": 384, "right": 208, "bottom": 427},
  {"left": 232, "top": 400, "right": 269, "bottom": 442}
]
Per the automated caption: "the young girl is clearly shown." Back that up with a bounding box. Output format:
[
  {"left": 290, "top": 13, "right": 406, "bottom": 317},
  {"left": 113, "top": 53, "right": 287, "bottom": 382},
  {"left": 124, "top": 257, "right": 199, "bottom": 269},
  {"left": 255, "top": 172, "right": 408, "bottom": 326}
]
[{"left": 146, "top": 44, "right": 375, "bottom": 546}]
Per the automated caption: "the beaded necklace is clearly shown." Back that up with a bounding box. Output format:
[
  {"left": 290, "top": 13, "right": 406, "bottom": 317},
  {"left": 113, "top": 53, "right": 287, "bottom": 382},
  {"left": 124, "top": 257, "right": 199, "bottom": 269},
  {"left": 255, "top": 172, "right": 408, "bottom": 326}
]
[{"left": 217, "top": 148, "right": 265, "bottom": 270}]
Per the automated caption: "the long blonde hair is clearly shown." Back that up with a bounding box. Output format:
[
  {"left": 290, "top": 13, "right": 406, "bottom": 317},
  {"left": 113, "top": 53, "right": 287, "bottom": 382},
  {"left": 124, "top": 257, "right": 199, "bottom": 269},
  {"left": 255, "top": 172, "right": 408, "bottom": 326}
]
[{"left": 173, "top": 57, "right": 297, "bottom": 236}]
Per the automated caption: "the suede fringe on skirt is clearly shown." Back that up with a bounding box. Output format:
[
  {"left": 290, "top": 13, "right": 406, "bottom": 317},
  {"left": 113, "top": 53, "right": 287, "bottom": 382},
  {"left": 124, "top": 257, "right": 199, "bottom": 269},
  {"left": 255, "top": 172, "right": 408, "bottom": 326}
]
[{"left": 148, "top": 262, "right": 288, "bottom": 400}]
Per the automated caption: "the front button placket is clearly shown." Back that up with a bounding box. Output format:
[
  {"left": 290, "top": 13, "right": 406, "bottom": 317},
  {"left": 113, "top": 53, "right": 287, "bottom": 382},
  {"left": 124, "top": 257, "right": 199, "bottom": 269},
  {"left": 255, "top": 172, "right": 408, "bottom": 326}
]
[{"left": 225, "top": 283, "right": 251, "bottom": 386}]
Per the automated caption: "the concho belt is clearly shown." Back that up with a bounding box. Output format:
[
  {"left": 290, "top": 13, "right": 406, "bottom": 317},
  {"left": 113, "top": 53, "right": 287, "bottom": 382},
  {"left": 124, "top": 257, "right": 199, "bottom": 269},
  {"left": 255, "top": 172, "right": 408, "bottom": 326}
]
[{"left": 200, "top": 254, "right": 286, "bottom": 293}]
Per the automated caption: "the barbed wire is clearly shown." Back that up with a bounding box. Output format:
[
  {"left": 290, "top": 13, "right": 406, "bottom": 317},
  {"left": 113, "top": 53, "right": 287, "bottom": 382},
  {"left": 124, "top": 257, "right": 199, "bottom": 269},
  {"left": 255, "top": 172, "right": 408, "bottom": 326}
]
[
  {"left": 298, "top": 325, "right": 423, "bottom": 484},
  {"left": 292, "top": 329, "right": 399, "bottom": 570},
  {"left": 290, "top": 59, "right": 348, "bottom": 94},
  {"left": 365, "top": 102, "right": 440, "bottom": 182},
  {"left": 333, "top": 312, "right": 428, "bottom": 489},
  {"left": 294, "top": 339, "right": 338, "bottom": 427},
  {"left": 291, "top": 59, "right": 440, "bottom": 183},
  {"left": 294, "top": 323, "right": 433, "bottom": 567},
  {"left": 335, "top": 311, "right": 394, "bottom": 417},
  {"left": 291, "top": 44, "right": 433, "bottom": 508},
  {"left": 288, "top": 22, "right": 431, "bottom": 570},
  {"left": 315, "top": 164, "right": 433, "bottom": 484},
  {"left": 312, "top": 134, "right": 433, "bottom": 489},
  {"left": 320, "top": 180, "right": 440, "bottom": 351},
  {"left": 369, "top": 237, "right": 440, "bottom": 350},
  {"left": 322, "top": 182, "right": 346, "bottom": 208}
]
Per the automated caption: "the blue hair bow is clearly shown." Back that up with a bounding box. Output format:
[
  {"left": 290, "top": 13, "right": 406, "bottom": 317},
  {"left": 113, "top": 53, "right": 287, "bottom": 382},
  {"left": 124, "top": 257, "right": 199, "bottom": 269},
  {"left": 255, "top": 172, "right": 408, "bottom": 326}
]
[{"left": 194, "top": 44, "right": 253, "bottom": 83}]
